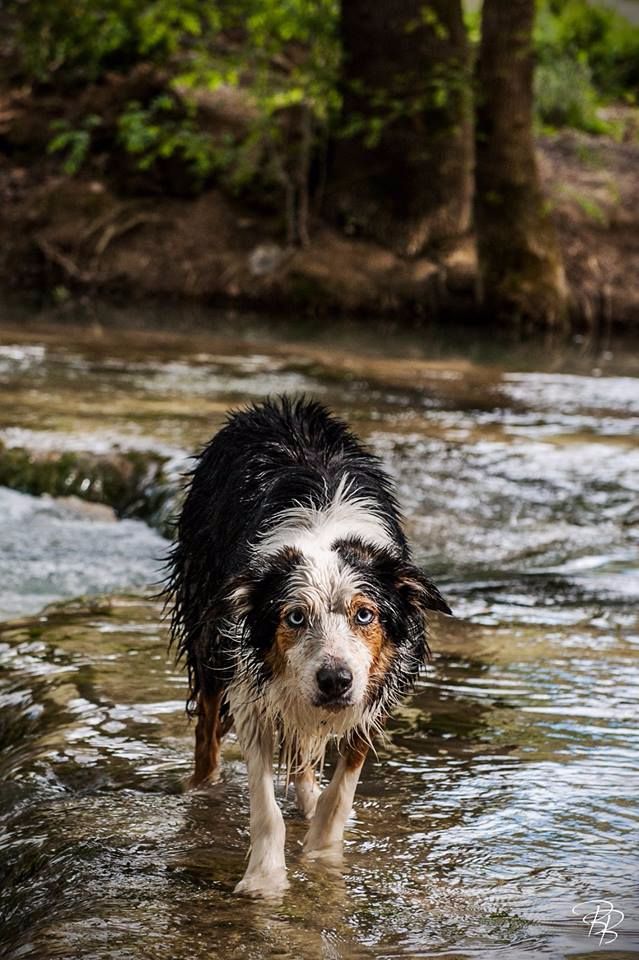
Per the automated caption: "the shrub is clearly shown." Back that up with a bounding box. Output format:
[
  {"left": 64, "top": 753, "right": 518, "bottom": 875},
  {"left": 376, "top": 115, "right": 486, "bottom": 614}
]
[
  {"left": 7, "top": 0, "right": 218, "bottom": 85},
  {"left": 117, "top": 96, "right": 221, "bottom": 183},
  {"left": 540, "top": 0, "right": 639, "bottom": 99},
  {"left": 535, "top": 54, "right": 609, "bottom": 133},
  {"left": 535, "top": 0, "right": 639, "bottom": 133}
]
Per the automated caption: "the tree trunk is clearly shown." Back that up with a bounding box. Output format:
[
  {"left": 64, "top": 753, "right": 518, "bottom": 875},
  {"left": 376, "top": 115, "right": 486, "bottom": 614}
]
[
  {"left": 475, "top": 0, "right": 568, "bottom": 326},
  {"left": 329, "top": 0, "right": 472, "bottom": 257}
]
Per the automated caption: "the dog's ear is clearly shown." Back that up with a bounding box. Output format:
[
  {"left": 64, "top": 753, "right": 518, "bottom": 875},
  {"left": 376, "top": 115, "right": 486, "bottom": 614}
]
[
  {"left": 221, "top": 548, "right": 305, "bottom": 658},
  {"left": 333, "top": 538, "right": 452, "bottom": 617},
  {"left": 225, "top": 576, "right": 255, "bottom": 619},
  {"left": 395, "top": 564, "right": 452, "bottom": 617}
]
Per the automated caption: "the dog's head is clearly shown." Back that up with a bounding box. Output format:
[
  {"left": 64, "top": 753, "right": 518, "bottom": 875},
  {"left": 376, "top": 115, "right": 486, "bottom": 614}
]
[{"left": 226, "top": 517, "right": 450, "bottom": 716}]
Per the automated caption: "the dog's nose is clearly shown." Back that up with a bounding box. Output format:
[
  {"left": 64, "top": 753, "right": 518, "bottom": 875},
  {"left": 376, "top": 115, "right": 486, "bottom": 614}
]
[{"left": 316, "top": 664, "right": 353, "bottom": 700}]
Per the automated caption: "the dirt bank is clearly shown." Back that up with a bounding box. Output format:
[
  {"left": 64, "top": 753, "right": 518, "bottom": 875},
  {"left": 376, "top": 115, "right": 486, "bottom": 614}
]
[{"left": 1, "top": 83, "right": 637, "bottom": 325}]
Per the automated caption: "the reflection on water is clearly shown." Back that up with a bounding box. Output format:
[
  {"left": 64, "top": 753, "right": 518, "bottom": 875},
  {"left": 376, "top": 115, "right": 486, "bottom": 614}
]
[{"left": 0, "top": 308, "right": 638, "bottom": 959}]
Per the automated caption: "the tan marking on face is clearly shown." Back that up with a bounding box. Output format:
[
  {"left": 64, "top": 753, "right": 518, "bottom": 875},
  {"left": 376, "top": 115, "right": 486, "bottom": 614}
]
[
  {"left": 349, "top": 594, "right": 384, "bottom": 659},
  {"left": 349, "top": 593, "right": 395, "bottom": 697},
  {"left": 367, "top": 642, "right": 394, "bottom": 697},
  {"left": 266, "top": 615, "right": 301, "bottom": 676}
]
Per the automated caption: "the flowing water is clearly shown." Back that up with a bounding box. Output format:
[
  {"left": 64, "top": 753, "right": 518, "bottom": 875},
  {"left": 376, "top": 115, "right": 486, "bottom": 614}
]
[{"left": 0, "top": 305, "right": 638, "bottom": 959}]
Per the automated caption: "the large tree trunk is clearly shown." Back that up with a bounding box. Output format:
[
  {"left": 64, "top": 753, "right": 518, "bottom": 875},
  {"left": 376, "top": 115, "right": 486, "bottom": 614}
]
[
  {"left": 329, "top": 0, "right": 472, "bottom": 257},
  {"left": 475, "top": 0, "right": 568, "bottom": 326}
]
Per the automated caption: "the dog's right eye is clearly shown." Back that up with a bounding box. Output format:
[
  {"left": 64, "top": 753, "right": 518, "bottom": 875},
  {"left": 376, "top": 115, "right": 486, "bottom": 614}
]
[{"left": 285, "top": 608, "right": 306, "bottom": 629}]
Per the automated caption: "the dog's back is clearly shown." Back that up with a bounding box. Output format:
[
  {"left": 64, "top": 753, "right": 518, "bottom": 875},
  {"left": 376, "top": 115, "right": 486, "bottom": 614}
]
[{"left": 179, "top": 395, "right": 405, "bottom": 570}]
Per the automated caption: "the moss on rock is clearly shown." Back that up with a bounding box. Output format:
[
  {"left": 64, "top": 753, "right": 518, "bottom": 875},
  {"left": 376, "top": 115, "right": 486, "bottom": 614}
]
[{"left": 0, "top": 443, "right": 176, "bottom": 533}]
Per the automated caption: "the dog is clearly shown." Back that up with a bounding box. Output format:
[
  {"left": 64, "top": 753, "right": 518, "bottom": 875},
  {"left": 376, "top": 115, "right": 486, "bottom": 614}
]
[{"left": 167, "top": 396, "right": 450, "bottom": 895}]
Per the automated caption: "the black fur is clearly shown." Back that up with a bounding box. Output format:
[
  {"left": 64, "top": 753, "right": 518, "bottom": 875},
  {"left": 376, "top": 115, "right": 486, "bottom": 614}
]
[{"left": 166, "top": 395, "right": 450, "bottom": 716}]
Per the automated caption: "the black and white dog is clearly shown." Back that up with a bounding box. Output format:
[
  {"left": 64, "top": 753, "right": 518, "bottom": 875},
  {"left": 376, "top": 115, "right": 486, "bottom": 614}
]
[{"left": 167, "top": 396, "right": 450, "bottom": 895}]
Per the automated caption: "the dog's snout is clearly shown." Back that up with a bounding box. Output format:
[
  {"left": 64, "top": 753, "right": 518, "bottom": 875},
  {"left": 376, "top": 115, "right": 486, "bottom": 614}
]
[{"left": 316, "top": 664, "right": 353, "bottom": 700}]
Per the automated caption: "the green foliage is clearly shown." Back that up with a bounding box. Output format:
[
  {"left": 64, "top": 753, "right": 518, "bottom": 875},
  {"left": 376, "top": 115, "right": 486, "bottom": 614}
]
[
  {"left": 535, "top": 0, "right": 639, "bottom": 131},
  {"left": 573, "top": 192, "right": 608, "bottom": 225},
  {"left": 48, "top": 115, "right": 102, "bottom": 174},
  {"left": 8, "top": 0, "right": 221, "bottom": 83},
  {"left": 462, "top": 5, "right": 481, "bottom": 47},
  {"left": 340, "top": 58, "right": 469, "bottom": 150},
  {"left": 405, "top": 6, "right": 450, "bottom": 40},
  {"left": 535, "top": 55, "right": 609, "bottom": 133},
  {"left": 10, "top": 0, "right": 137, "bottom": 82},
  {"left": 9, "top": 0, "right": 340, "bottom": 196},
  {"left": 9, "top": 0, "right": 639, "bottom": 192},
  {"left": 538, "top": 0, "right": 639, "bottom": 99},
  {"left": 173, "top": 0, "right": 340, "bottom": 121},
  {"left": 8, "top": 0, "right": 340, "bottom": 113},
  {"left": 117, "top": 96, "right": 222, "bottom": 181},
  {"left": 136, "top": 1, "right": 221, "bottom": 56}
]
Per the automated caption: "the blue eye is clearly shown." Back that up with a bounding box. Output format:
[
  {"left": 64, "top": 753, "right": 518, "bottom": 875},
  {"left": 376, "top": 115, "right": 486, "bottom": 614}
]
[
  {"left": 285, "top": 608, "right": 306, "bottom": 629},
  {"left": 354, "top": 607, "right": 375, "bottom": 626}
]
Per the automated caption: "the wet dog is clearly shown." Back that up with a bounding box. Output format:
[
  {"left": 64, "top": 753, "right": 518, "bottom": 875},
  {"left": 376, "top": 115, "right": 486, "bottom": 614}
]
[{"left": 167, "top": 396, "right": 450, "bottom": 895}]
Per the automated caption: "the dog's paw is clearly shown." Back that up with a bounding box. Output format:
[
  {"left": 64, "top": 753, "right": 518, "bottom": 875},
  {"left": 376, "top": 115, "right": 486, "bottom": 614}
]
[
  {"left": 296, "top": 789, "right": 321, "bottom": 821},
  {"left": 234, "top": 868, "right": 288, "bottom": 898},
  {"left": 301, "top": 842, "right": 344, "bottom": 866}
]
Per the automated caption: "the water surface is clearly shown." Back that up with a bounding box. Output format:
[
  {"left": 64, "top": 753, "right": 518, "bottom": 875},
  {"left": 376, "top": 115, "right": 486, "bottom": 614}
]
[{"left": 0, "top": 307, "right": 637, "bottom": 958}]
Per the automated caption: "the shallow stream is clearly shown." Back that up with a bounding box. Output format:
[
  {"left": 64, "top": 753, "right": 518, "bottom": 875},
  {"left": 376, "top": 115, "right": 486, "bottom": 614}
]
[{"left": 0, "top": 306, "right": 637, "bottom": 958}]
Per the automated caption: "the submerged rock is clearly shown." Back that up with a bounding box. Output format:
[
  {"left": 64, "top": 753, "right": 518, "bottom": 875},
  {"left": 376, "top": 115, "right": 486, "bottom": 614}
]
[
  {"left": 0, "top": 442, "right": 177, "bottom": 533},
  {"left": 53, "top": 494, "right": 117, "bottom": 521},
  {"left": 248, "top": 242, "right": 286, "bottom": 277}
]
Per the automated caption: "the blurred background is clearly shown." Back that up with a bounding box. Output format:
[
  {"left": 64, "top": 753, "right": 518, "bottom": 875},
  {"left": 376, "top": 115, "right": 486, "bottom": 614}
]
[
  {"left": 1, "top": 0, "right": 639, "bottom": 324},
  {"left": 0, "top": 2, "right": 638, "bottom": 959}
]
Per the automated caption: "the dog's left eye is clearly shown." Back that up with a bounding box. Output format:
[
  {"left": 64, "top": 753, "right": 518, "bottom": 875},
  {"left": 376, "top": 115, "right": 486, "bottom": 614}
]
[
  {"left": 354, "top": 607, "right": 375, "bottom": 625},
  {"left": 285, "top": 608, "right": 307, "bottom": 629}
]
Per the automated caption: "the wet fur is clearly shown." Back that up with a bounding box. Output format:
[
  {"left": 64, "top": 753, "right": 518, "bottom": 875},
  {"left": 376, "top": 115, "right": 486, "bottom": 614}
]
[{"left": 166, "top": 396, "right": 450, "bottom": 893}]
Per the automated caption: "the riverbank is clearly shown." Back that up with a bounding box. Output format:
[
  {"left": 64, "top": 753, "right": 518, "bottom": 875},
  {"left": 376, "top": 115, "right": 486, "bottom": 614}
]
[{"left": 1, "top": 88, "right": 638, "bottom": 327}]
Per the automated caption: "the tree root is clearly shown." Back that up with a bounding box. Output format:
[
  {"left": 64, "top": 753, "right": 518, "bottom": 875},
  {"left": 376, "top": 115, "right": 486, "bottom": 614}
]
[
  {"left": 34, "top": 235, "right": 96, "bottom": 284},
  {"left": 34, "top": 209, "right": 172, "bottom": 285}
]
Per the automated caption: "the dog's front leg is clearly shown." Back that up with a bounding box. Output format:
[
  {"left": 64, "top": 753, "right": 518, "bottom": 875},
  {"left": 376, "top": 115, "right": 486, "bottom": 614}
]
[
  {"left": 295, "top": 763, "right": 321, "bottom": 819},
  {"left": 234, "top": 717, "right": 287, "bottom": 897},
  {"left": 302, "top": 735, "right": 368, "bottom": 860}
]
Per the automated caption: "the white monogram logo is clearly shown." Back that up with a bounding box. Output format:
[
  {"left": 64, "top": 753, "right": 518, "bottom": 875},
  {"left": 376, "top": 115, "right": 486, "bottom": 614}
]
[{"left": 572, "top": 900, "right": 625, "bottom": 945}]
